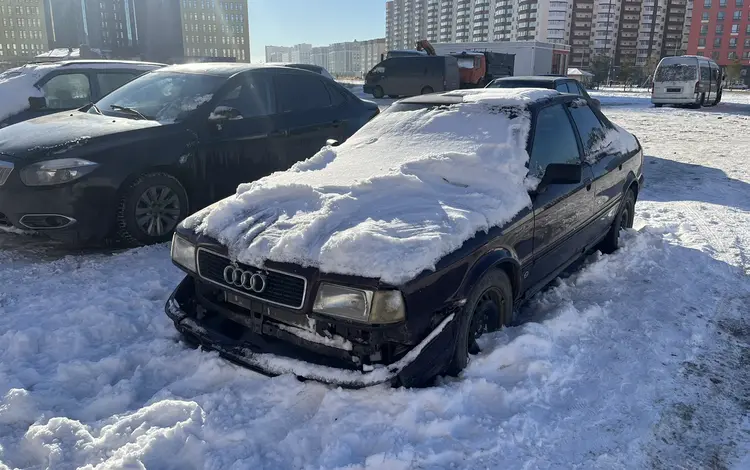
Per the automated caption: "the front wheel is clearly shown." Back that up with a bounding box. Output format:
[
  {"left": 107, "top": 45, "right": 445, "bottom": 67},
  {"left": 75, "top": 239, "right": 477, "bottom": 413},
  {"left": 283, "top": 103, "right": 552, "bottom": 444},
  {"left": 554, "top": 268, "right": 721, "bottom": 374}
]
[
  {"left": 116, "top": 172, "right": 189, "bottom": 246},
  {"left": 446, "top": 269, "right": 513, "bottom": 376},
  {"left": 372, "top": 86, "right": 384, "bottom": 99},
  {"left": 598, "top": 189, "right": 636, "bottom": 254},
  {"left": 420, "top": 86, "right": 434, "bottom": 95},
  {"left": 712, "top": 90, "right": 722, "bottom": 106}
]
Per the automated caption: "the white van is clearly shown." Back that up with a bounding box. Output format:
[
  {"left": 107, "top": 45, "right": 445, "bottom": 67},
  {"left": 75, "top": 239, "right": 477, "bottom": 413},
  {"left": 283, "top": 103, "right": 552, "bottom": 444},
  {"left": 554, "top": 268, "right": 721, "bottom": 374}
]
[{"left": 651, "top": 55, "right": 724, "bottom": 108}]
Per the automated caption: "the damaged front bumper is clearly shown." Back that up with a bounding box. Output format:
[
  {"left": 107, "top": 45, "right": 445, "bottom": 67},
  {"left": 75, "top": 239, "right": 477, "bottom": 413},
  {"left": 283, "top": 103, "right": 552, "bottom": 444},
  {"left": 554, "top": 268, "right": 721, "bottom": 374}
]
[{"left": 165, "top": 276, "right": 458, "bottom": 388}]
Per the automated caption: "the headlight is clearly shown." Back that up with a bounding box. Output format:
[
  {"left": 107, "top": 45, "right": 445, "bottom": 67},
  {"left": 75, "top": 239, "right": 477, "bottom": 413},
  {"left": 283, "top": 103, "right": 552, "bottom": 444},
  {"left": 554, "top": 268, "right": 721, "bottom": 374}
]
[
  {"left": 313, "top": 283, "right": 406, "bottom": 324},
  {"left": 20, "top": 158, "right": 98, "bottom": 186},
  {"left": 170, "top": 234, "right": 196, "bottom": 272}
]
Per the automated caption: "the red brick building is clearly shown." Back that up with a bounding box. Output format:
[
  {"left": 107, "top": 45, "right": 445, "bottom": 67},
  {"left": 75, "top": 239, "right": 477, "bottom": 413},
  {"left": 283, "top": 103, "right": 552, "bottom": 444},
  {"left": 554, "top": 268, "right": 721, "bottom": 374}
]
[{"left": 687, "top": 0, "right": 750, "bottom": 68}]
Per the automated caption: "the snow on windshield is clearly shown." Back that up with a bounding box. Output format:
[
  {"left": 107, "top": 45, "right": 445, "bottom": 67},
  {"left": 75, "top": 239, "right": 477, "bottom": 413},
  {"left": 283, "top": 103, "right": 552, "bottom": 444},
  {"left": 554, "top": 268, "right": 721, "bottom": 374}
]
[
  {"left": 184, "top": 88, "right": 556, "bottom": 284},
  {"left": 655, "top": 64, "right": 697, "bottom": 82},
  {"left": 0, "top": 64, "right": 57, "bottom": 124}
]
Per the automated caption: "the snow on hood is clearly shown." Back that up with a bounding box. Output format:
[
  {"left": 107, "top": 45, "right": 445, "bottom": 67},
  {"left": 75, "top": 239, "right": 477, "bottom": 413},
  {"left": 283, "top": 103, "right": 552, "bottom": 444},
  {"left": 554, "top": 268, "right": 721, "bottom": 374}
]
[
  {"left": 185, "top": 88, "right": 555, "bottom": 284},
  {"left": 0, "top": 64, "right": 57, "bottom": 123}
]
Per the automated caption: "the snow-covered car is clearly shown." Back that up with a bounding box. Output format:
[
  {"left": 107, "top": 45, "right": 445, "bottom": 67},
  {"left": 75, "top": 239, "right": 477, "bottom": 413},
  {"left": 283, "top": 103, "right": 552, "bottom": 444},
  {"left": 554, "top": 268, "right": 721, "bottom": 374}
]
[
  {"left": 0, "top": 60, "right": 164, "bottom": 128},
  {"left": 487, "top": 75, "right": 602, "bottom": 109},
  {"left": 165, "top": 88, "right": 644, "bottom": 388},
  {"left": 0, "top": 63, "right": 379, "bottom": 245}
]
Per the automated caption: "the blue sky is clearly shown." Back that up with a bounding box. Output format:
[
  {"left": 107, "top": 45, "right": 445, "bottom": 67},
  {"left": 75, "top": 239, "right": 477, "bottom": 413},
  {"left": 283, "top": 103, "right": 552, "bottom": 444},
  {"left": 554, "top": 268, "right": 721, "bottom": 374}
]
[{"left": 247, "top": 0, "right": 386, "bottom": 62}]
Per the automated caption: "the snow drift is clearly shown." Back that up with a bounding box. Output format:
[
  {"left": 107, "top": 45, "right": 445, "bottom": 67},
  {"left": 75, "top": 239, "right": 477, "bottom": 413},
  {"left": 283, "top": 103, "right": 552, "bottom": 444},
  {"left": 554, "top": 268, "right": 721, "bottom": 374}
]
[
  {"left": 185, "top": 88, "right": 556, "bottom": 284},
  {"left": 0, "top": 64, "right": 56, "bottom": 124}
]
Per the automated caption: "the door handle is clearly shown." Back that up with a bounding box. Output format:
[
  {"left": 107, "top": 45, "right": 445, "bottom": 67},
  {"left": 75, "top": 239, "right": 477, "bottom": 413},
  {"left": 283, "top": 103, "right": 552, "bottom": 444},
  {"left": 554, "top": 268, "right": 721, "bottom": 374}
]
[{"left": 583, "top": 178, "right": 593, "bottom": 191}]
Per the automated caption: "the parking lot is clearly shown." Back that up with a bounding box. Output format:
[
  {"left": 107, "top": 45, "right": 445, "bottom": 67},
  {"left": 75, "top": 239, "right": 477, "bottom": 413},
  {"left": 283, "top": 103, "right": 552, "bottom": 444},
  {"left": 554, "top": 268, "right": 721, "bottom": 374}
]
[{"left": 1, "top": 92, "right": 749, "bottom": 469}]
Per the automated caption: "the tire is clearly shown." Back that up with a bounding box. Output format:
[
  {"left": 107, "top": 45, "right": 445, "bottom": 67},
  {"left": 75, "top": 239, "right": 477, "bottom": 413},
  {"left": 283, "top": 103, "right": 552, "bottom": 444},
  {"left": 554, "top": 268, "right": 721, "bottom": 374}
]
[
  {"left": 116, "top": 172, "right": 189, "bottom": 246},
  {"left": 598, "top": 188, "right": 636, "bottom": 254},
  {"left": 420, "top": 86, "right": 434, "bottom": 95},
  {"left": 372, "top": 86, "right": 384, "bottom": 99},
  {"left": 388, "top": 94, "right": 399, "bottom": 99},
  {"left": 446, "top": 269, "right": 513, "bottom": 376}
]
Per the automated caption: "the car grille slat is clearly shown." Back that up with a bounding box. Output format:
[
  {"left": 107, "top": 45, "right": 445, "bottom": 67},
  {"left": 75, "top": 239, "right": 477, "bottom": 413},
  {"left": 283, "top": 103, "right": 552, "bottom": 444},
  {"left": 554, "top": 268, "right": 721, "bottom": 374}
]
[
  {"left": 0, "top": 161, "right": 13, "bottom": 186},
  {"left": 197, "top": 248, "right": 306, "bottom": 309}
]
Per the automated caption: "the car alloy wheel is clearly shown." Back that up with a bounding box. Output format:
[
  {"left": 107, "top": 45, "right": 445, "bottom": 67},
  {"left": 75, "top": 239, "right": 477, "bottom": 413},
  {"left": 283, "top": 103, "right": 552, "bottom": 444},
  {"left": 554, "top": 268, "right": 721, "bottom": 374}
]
[
  {"left": 135, "top": 185, "right": 182, "bottom": 237},
  {"left": 468, "top": 288, "right": 504, "bottom": 355}
]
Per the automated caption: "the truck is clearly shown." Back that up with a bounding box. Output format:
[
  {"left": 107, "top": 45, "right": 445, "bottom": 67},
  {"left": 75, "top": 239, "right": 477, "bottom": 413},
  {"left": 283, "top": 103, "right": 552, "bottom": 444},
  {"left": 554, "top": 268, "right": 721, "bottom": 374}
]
[{"left": 416, "top": 40, "right": 515, "bottom": 88}]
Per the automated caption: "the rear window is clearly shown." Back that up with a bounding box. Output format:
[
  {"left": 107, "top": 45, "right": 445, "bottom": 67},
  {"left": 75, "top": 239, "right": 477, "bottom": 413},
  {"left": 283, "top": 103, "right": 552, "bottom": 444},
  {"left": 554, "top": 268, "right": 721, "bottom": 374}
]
[
  {"left": 655, "top": 64, "right": 697, "bottom": 82},
  {"left": 275, "top": 73, "right": 331, "bottom": 112},
  {"left": 489, "top": 80, "right": 552, "bottom": 90}
]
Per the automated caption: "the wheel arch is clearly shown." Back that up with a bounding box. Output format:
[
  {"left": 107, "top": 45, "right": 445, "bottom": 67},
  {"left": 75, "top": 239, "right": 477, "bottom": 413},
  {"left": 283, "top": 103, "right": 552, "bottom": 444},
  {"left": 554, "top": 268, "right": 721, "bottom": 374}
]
[
  {"left": 116, "top": 166, "right": 192, "bottom": 214},
  {"left": 460, "top": 249, "right": 522, "bottom": 303}
]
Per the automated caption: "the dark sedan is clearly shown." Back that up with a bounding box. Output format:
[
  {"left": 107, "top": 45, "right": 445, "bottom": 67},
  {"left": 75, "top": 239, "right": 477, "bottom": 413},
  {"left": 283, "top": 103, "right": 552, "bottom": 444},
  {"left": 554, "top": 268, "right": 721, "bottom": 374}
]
[
  {"left": 487, "top": 76, "right": 601, "bottom": 108},
  {"left": 0, "top": 63, "right": 379, "bottom": 245},
  {"left": 165, "top": 90, "right": 644, "bottom": 388}
]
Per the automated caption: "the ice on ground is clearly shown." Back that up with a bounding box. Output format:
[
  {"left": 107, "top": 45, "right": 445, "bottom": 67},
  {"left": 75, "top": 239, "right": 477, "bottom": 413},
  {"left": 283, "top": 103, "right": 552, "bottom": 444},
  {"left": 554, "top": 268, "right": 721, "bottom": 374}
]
[
  {"left": 186, "top": 89, "right": 556, "bottom": 284},
  {"left": 0, "top": 64, "right": 56, "bottom": 123}
]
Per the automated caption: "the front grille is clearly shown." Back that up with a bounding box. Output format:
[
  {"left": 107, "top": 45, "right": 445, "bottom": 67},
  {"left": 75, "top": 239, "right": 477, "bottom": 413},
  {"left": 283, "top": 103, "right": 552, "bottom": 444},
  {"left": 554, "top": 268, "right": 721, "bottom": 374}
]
[
  {"left": 0, "top": 161, "right": 13, "bottom": 186},
  {"left": 197, "top": 248, "right": 306, "bottom": 309}
]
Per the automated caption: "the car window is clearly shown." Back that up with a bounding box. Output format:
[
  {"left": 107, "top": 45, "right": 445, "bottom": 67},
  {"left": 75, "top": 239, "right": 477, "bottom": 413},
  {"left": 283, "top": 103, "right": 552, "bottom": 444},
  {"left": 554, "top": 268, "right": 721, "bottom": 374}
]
[
  {"left": 275, "top": 73, "right": 332, "bottom": 112},
  {"left": 568, "top": 102, "right": 608, "bottom": 159},
  {"left": 555, "top": 82, "right": 570, "bottom": 93},
  {"left": 529, "top": 104, "right": 581, "bottom": 177},
  {"left": 326, "top": 83, "right": 347, "bottom": 107},
  {"left": 213, "top": 73, "right": 275, "bottom": 119},
  {"left": 41, "top": 73, "right": 92, "bottom": 109},
  {"left": 97, "top": 72, "right": 140, "bottom": 96},
  {"left": 571, "top": 81, "right": 591, "bottom": 99}
]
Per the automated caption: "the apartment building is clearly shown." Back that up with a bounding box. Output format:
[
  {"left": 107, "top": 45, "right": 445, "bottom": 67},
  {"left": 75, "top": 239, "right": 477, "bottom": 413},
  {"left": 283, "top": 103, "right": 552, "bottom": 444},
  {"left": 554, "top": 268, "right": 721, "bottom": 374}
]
[
  {"left": 687, "top": 0, "right": 750, "bottom": 66},
  {"left": 0, "top": 0, "right": 48, "bottom": 61},
  {"left": 569, "top": 0, "right": 691, "bottom": 69},
  {"left": 180, "top": 0, "right": 250, "bottom": 61},
  {"left": 386, "top": 0, "right": 572, "bottom": 51},
  {"left": 328, "top": 41, "right": 361, "bottom": 77},
  {"left": 360, "top": 38, "right": 387, "bottom": 74},
  {"left": 310, "top": 46, "right": 330, "bottom": 70}
]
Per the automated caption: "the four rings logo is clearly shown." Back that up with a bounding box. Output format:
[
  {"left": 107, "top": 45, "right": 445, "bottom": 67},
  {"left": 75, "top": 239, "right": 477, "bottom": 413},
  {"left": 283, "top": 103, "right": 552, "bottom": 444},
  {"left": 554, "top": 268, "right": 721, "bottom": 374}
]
[{"left": 223, "top": 263, "right": 267, "bottom": 293}]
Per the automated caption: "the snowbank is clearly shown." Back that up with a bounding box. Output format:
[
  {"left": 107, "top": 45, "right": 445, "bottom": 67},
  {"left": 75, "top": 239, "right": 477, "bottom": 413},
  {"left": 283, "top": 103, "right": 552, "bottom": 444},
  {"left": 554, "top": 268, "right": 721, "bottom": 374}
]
[
  {"left": 185, "top": 88, "right": 555, "bottom": 284},
  {"left": 0, "top": 64, "right": 57, "bottom": 123}
]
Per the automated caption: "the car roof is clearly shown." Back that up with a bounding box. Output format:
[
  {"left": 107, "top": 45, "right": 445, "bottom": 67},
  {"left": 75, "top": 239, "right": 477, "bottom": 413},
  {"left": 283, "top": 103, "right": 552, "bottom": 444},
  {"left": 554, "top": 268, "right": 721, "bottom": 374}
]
[
  {"left": 157, "top": 62, "right": 298, "bottom": 77},
  {"left": 398, "top": 88, "right": 564, "bottom": 109},
  {"left": 51, "top": 59, "right": 165, "bottom": 69},
  {"left": 492, "top": 76, "right": 568, "bottom": 85}
]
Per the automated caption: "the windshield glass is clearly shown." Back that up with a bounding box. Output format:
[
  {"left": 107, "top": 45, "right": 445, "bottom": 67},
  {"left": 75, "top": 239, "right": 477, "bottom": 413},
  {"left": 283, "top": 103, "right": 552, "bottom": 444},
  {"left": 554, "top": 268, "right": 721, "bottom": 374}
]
[
  {"left": 457, "top": 57, "right": 475, "bottom": 69},
  {"left": 91, "top": 71, "right": 225, "bottom": 123},
  {"left": 655, "top": 64, "right": 698, "bottom": 82}
]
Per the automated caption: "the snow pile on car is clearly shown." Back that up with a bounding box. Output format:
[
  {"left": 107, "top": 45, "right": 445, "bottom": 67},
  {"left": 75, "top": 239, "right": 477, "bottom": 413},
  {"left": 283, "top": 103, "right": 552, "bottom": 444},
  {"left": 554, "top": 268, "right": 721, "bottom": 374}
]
[
  {"left": 0, "top": 64, "right": 57, "bottom": 124},
  {"left": 185, "top": 88, "right": 555, "bottom": 284}
]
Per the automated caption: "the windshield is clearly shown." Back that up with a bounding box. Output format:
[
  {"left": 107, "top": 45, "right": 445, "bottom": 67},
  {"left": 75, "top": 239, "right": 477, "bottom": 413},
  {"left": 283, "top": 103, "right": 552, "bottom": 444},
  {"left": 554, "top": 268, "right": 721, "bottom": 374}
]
[
  {"left": 655, "top": 64, "right": 698, "bottom": 82},
  {"left": 91, "top": 71, "right": 226, "bottom": 123},
  {"left": 457, "top": 57, "right": 476, "bottom": 69}
]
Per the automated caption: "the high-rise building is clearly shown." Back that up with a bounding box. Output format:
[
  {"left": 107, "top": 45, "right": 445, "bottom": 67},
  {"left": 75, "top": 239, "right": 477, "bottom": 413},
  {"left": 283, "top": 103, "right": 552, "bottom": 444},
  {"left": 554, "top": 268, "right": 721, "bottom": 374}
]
[
  {"left": 311, "top": 45, "right": 330, "bottom": 69},
  {"left": 265, "top": 45, "right": 290, "bottom": 62},
  {"left": 135, "top": 0, "right": 184, "bottom": 63},
  {"left": 687, "top": 0, "right": 750, "bottom": 66},
  {"left": 569, "top": 0, "right": 690, "bottom": 70},
  {"left": 290, "top": 43, "right": 312, "bottom": 63},
  {"left": 328, "top": 41, "right": 361, "bottom": 77},
  {"left": 0, "top": 0, "right": 49, "bottom": 61},
  {"left": 180, "top": 0, "right": 250, "bottom": 61},
  {"left": 386, "top": 0, "right": 572, "bottom": 51}
]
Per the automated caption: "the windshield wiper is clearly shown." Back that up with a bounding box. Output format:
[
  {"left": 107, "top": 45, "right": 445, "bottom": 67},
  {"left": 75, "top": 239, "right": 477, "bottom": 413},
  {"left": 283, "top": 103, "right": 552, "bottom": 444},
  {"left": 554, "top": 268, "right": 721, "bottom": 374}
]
[{"left": 110, "top": 104, "right": 149, "bottom": 120}]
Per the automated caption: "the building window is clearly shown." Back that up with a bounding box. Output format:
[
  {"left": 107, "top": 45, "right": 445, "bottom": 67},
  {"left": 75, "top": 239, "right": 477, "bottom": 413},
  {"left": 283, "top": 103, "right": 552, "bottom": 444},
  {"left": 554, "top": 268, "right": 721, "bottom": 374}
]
[
  {"left": 728, "top": 51, "right": 738, "bottom": 59},
  {"left": 699, "top": 38, "right": 707, "bottom": 46},
  {"left": 718, "top": 11, "right": 725, "bottom": 20},
  {"left": 702, "top": 12, "right": 710, "bottom": 20},
  {"left": 730, "top": 37, "right": 737, "bottom": 47},
  {"left": 736, "top": 0, "right": 743, "bottom": 6},
  {"left": 705, "top": 0, "right": 712, "bottom": 5},
  {"left": 715, "top": 37, "right": 723, "bottom": 47},
  {"left": 711, "top": 51, "right": 720, "bottom": 60},
  {"left": 733, "top": 11, "right": 741, "bottom": 20},
  {"left": 745, "top": 38, "right": 750, "bottom": 47},
  {"left": 720, "top": 0, "right": 727, "bottom": 6},
  {"left": 732, "top": 24, "right": 740, "bottom": 33},
  {"left": 716, "top": 24, "right": 724, "bottom": 34},
  {"left": 743, "top": 51, "right": 750, "bottom": 59},
  {"left": 701, "top": 25, "right": 709, "bottom": 35}
]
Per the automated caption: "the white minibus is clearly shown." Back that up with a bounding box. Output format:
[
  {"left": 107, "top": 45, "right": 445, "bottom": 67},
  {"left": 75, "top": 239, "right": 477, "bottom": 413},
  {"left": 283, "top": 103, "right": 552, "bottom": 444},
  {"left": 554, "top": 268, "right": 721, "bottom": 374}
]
[{"left": 651, "top": 55, "right": 724, "bottom": 108}]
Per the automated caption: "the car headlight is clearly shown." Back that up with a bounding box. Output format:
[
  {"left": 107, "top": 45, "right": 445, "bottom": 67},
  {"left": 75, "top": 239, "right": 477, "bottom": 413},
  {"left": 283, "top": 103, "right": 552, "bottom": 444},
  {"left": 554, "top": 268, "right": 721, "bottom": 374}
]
[
  {"left": 20, "top": 158, "right": 98, "bottom": 186},
  {"left": 171, "top": 234, "right": 196, "bottom": 272},
  {"left": 313, "top": 283, "right": 406, "bottom": 324}
]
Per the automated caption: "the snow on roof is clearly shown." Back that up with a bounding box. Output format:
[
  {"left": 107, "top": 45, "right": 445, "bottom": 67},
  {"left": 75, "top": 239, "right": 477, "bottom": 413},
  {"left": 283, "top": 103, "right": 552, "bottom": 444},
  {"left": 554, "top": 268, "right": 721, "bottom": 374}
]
[
  {"left": 567, "top": 68, "right": 593, "bottom": 77},
  {"left": 0, "top": 63, "right": 57, "bottom": 123},
  {"left": 184, "top": 88, "right": 552, "bottom": 284}
]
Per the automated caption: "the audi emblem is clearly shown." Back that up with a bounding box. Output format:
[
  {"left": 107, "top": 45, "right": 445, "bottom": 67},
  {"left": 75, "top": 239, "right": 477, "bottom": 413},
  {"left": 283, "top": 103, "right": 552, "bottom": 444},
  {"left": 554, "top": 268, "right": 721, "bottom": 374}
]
[{"left": 223, "top": 264, "right": 267, "bottom": 293}]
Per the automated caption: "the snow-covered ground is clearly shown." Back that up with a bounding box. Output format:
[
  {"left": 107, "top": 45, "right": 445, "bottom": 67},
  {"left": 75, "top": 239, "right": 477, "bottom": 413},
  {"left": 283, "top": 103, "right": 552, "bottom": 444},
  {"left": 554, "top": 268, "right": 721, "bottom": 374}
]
[{"left": 1, "top": 95, "right": 750, "bottom": 469}]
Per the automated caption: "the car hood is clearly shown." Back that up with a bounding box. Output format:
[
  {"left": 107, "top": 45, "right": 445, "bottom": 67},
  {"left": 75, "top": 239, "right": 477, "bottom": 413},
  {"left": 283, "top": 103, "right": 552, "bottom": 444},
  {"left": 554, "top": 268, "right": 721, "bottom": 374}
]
[{"left": 0, "top": 111, "right": 166, "bottom": 160}]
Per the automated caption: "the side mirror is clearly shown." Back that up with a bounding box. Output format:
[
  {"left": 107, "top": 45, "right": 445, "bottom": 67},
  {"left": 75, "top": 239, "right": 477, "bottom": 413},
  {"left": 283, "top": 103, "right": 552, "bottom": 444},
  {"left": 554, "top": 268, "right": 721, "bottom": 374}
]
[
  {"left": 591, "top": 98, "right": 601, "bottom": 109},
  {"left": 539, "top": 163, "right": 582, "bottom": 188},
  {"left": 28, "top": 96, "right": 47, "bottom": 110},
  {"left": 325, "top": 139, "right": 340, "bottom": 147},
  {"left": 208, "top": 106, "right": 242, "bottom": 121}
]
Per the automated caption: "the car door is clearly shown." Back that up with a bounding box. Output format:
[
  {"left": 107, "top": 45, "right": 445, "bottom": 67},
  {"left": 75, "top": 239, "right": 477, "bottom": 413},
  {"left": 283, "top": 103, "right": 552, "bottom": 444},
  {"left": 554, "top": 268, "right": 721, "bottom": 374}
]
[
  {"left": 568, "top": 100, "right": 632, "bottom": 242},
  {"left": 198, "top": 71, "right": 279, "bottom": 202},
  {"left": 527, "top": 101, "right": 595, "bottom": 288},
  {"left": 272, "top": 71, "right": 339, "bottom": 169}
]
